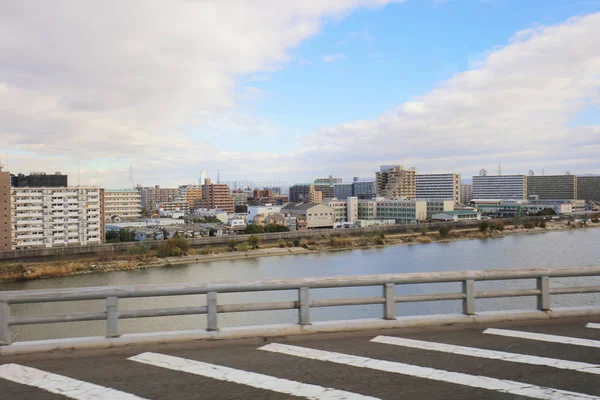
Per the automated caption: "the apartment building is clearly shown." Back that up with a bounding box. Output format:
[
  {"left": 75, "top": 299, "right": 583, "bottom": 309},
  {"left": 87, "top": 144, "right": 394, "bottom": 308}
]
[
  {"left": 527, "top": 175, "right": 577, "bottom": 200},
  {"left": 104, "top": 189, "right": 142, "bottom": 222},
  {"left": 472, "top": 175, "right": 527, "bottom": 199},
  {"left": 461, "top": 184, "right": 473, "bottom": 204},
  {"left": 11, "top": 187, "right": 104, "bottom": 249},
  {"left": 288, "top": 183, "right": 331, "bottom": 202},
  {"left": 178, "top": 185, "right": 203, "bottom": 210},
  {"left": 308, "top": 185, "right": 323, "bottom": 203},
  {"left": 199, "top": 179, "right": 234, "bottom": 212},
  {"left": 577, "top": 176, "right": 600, "bottom": 201},
  {"left": 139, "top": 186, "right": 178, "bottom": 211},
  {"left": 0, "top": 169, "right": 11, "bottom": 251},
  {"left": 376, "top": 165, "right": 416, "bottom": 199},
  {"left": 416, "top": 173, "right": 461, "bottom": 204}
]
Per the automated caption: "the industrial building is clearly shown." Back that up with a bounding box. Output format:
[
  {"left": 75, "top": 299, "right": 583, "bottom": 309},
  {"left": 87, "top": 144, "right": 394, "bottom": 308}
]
[
  {"left": 103, "top": 190, "right": 142, "bottom": 221},
  {"left": 472, "top": 175, "right": 527, "bottom": 200},
  {"left": 11, "top": 186, "right": 104, "bottom": 249},
  {"left": 527, "top": 175, "right": 577, "bottom": 200},
  {"left": 416, "top": 173, "right": 461, "bottom": 204},
  {"left": 376, "top": 165, "right": 416, "bottom": 199},
  {"left": 577, "top": 176, "right": 600, "bottom": 201},
  {"left": 281, "top": 203, "right": 335, "bottom": 229}
]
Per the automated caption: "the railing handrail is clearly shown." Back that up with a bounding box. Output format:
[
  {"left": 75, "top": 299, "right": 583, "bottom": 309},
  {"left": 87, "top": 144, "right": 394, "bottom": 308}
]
[
  {"left": 2, "top": 266, "right": 600, "bottom": 304},
  {"left": 1, "top": 266, "right": 600, "bottom": 348}
]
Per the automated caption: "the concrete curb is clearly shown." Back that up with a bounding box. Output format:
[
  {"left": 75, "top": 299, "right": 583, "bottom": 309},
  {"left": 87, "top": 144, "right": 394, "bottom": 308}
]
[{"left": 2, "top": 306, "right": 599, "bottom": 356}]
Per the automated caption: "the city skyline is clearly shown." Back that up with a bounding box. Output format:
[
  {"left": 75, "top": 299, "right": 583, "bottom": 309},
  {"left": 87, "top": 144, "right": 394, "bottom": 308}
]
[{"left": 1, "top": 1, "right": 599, "bottom": 188}]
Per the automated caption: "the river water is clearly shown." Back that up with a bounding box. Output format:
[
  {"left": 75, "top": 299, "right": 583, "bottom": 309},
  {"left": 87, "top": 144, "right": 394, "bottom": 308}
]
[{"left": 2, "top": 229, "right": 600, "bottom": 342}]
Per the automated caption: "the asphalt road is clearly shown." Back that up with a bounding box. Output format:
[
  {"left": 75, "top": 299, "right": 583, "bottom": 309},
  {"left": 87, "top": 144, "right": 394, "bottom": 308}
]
[{"left": 1, "top": 317, "right": 600, "bottom": 399}]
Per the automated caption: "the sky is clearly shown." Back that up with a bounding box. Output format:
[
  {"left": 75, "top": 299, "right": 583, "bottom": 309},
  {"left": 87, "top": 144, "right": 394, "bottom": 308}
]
[{"left": 1, "top": 0, "right": 600, "bottom": 188}]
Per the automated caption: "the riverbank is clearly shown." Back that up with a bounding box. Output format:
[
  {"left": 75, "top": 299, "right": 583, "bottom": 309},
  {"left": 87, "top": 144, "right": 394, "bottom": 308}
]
[{"left": 1, "top": 220, "right": 597, "bottom": 282}]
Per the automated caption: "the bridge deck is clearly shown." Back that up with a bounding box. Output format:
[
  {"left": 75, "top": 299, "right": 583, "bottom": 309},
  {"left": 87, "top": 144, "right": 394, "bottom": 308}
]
[{"left": 1, "top": 316, "right": 600, "bottom": 399}]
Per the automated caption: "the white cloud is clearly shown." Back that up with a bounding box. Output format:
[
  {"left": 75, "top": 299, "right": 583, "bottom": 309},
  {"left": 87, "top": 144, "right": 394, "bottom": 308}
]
[
  {"left": 323, "top": 53, "right": 347, "bottom": 63},
  {"left": 0, "top": 0, "right": 404, "bottom": 186},
  {"left": 302, "top": 13, "right": 600, "bottom": 178}
]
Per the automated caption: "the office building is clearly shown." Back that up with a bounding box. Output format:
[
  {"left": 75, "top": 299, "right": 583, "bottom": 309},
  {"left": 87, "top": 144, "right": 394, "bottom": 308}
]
[
  {"left": 139, "top": 186, "right": 178, "bottom": 212},
  {"left": 416, "top": 174, "right": 461, "bottom": 204},
  {"left": 577, "top": 176, "right": 600, "bottom": 201},
  {"left": 199, "top": 178, "right": 234, "bottom": 212},
  {"left": 367, "top": 199, "right": 427, "bottom": 224},
  {"left": 472, "top": 175, "right": 527, "bottom": 200},
  {"left": 461, "top": 184, "right": 473, "bottom": 204},
  {"left": 334, "top": 183, "right": 353, "bottom": 200},
  {"left": 11, "top": 187, "right": 104, "bottom": 249},
  {"left": 104, "top": 190, "right": 142, "bottom": 222},
  {"left": 0, "top": 168, "right": 11, "bottom": 251},
  {"left": 10, "top": 172, "right": 67, "bottom": 188},
  {"left": 325, "top": 197, "right": 359, "bottom": 223},
  {"left": 376, "top": 165, "right": 416, "bottom": 199},
  {"left": 352, "top": 178, "right": 376, "bottom": 199},
  {"left": 527, "top": 175, "right": 577, "bottom": 200},
  {"left": 315, "top": 176, "right": 342, "bottom": 185}
]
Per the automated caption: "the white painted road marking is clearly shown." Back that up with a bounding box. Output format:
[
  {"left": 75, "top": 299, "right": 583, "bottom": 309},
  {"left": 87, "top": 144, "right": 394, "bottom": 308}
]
[
  {"left": 259, "top": 343, "right": 600, "bottom": 400},
  {"left": 128, "top": 352, "right": 379, "bottom": 399},
  {"left": 371, "top": 335, "right": 600, "bottom": 375},
  {"left": 586, "top": 323, "right": 600, "bottom": 330},
  {"left": 0, "top": 363, "right": 147, "bottom": 400},
  {"left": 484, "top": 328, "right": 600, "bottom": 348}
]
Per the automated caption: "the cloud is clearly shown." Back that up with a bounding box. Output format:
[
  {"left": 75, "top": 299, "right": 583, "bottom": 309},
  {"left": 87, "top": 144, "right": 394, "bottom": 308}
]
[
  {"left": 301, "top": 13, "right": 600, "bottom": 178},
  {"left": 0, "top": 0, "right": 403, "bottom": 186},
  {"left": 323, "top": 53, "right": 347, "bottom": 63}
]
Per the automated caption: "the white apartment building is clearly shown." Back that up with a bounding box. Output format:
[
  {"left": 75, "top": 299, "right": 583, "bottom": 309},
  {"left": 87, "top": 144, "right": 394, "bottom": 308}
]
[
  {"left": 104, "top": 189, "right": 142, "bottom": 222},
  {"left": 472, "top": 175, "right": 527, "bottom": 200},
  {"left": 416, "top": 174, "right": 461, "bottom": 204},
  {"left": 11, "top": 187, "right": 104, "bottom": 249}
]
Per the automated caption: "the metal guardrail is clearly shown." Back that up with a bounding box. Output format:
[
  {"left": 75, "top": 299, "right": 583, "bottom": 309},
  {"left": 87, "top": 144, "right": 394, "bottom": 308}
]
[{"left": 1, "top": 266, "right": 600, "bottom": 345}]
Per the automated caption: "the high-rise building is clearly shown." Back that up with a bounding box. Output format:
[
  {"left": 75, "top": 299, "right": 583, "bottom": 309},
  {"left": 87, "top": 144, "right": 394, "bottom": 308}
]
[
  {"left": 0, "top": 168, "right": 11, "bottom": 251},
  {"left": 416, "top": 174, "right": 461, "bottom": 204},
  {"left": 11, "top": 187, "right": 104, "bottom": 249},
  {"left": 376, "top": 165, "right": 416, "bottom": 199},
  {"left": 10, "top": 172, "right": 67, "bottom": 187},
  {"left": 461, "top": 184, "right": 473, "bottom": 204},
  {"left": 289, "top": 184, "right": 313, "bottom": 202},
  {"left": 333, "top": 183, "right": 353, "bottom": 200},
  {"left": 199, "top": 178, "right": 234, "bottom": 212},
  {"left": 139, "top": 186, "right": 178, "bottom": 212},
  {"left": 178, "top": 185, "right": 203, "bottom": 210},
  {"left": 352, "top": 178, "right": 376, "bottom": 199},
  {"left": 472, "top": 175, "right": 527, "bottom": 199},
  {"left": 527, "top": 175, "right": 577, "bottom": 200},
  {"left": 104, "top": 189, "right": 142, "bottom": 221},
  {"left": 577, "top": 176, "right": 600, "bottom": 201},
  {"left": 308, "top": 185, "right": 322, "bottom": 203}
]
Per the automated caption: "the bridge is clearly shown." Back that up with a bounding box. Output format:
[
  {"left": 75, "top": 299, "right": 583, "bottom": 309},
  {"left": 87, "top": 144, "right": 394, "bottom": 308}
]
[{"left": 1, "top": 267, "right": 599, "bottom": 398}]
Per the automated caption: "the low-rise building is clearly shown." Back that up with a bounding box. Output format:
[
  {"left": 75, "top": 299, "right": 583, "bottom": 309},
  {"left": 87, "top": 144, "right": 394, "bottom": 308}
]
[
  {"left": 431, "top": 210, "right": 481, "bottom": 222},
  {"left": 248, "top": 205, "right": 282, "bottom": 222},
  {"left": 281, "top": 203, "right": 335, "bottom": 229}
]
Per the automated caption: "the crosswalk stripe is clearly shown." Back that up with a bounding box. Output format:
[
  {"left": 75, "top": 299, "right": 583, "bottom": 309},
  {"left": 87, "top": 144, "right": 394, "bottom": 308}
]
[
  {"left": 371, "top": 335, "right": 600, "bottom": 374},
  {"left": 0, "top": 363, "right": 146, "bottom": 400},
  {"left": 484, "top": 328, "right": 600, "bottom": 348},
  {"left": 128, "top": 352, "right": 379, "bottom": 399},
  {"left": 259, "top": 343, "right": 600, "bottom": 400},
  {"left": 586, "top": 323, "right": 600, "bottom": 330}
]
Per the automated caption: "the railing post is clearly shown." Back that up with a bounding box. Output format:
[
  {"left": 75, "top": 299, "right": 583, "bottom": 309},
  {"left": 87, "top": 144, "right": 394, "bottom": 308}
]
[
  {"left": 384, "top": 283, "right": 395, "bottom": 320},
  {"left": 106, "top": 296, "right": 119, "bottom": 338},
  {"left": 537, "top": 276, "right": 550, "bottom": 311},
  {"left": 462, "top": 279, "right": 475, "bottom": 315},
  {"left": 299, "top": 287, "right": 310, "bottom": 325},
  {"left": 0, "top": 300, "right": 11, "bottom": 345},
  {"left": 207, "top": 291, "right": 218, "bottom": 331}
]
